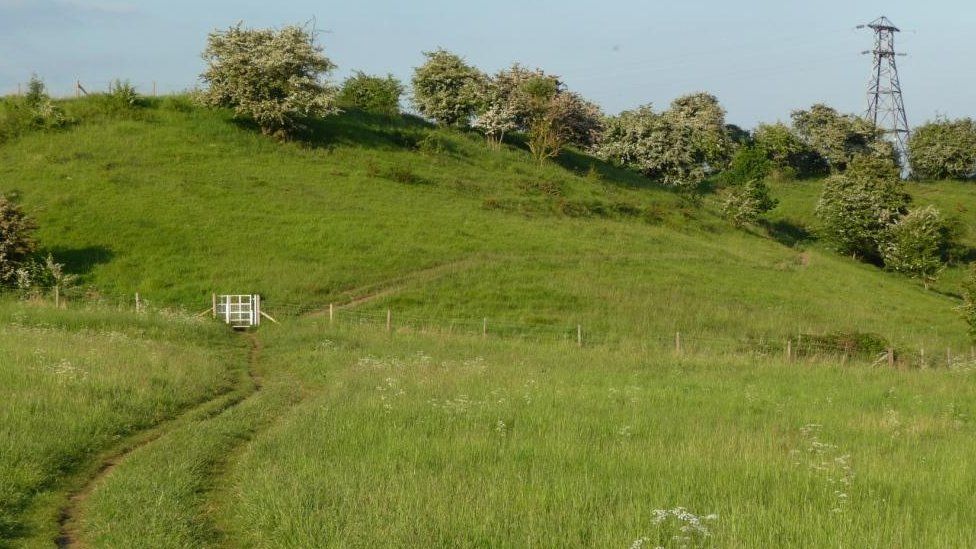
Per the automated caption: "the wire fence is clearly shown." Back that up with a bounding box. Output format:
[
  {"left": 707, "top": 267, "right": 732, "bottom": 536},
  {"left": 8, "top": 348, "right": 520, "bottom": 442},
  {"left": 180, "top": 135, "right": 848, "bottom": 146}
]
[
  {"left": 246, "top": 297, "right": 976, "bottom": 370},
  {"left": 9, "top": 287, "right": 975, "bottom": 371},
  {"left": 3, "top": 79, "right": 192, "bottom": 100}
]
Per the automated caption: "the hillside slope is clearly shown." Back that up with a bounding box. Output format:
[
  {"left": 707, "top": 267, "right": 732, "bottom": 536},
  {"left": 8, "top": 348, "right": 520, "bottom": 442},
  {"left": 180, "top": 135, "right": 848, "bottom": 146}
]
[{"left": 0, "top": 97, "right": 969, "bottom": 350}]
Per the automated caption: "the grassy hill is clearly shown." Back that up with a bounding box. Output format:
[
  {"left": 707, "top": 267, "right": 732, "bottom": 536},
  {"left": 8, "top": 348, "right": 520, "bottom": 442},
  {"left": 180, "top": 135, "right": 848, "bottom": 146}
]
[
  {"left": 4, "top": 96, "right": 976, "bottom": 546},
  {"left": 0, "top": 96, "right": 971, "bottom": 352}
]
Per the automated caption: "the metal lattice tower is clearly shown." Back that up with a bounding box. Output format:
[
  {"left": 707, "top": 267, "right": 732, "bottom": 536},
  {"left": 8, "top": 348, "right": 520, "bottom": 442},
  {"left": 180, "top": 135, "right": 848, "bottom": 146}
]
[{"left": 858, "top": 16, "right": 910, "bottom": 160}]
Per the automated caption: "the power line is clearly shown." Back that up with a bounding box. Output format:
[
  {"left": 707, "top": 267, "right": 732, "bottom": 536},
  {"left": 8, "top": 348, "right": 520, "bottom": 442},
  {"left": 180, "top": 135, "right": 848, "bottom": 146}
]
[{"left": 858, "top": 16, "right": 911, "bottom": 166}]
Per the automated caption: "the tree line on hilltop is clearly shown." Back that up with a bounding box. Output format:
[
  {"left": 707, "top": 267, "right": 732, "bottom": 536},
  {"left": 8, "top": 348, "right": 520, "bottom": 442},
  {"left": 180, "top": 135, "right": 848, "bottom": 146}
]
[{"left": 3, "top": 22, "right": 976, "bottom": 332}]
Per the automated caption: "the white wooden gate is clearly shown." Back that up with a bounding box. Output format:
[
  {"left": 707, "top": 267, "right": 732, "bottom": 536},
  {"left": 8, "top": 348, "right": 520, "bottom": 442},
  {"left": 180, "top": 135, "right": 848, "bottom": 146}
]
[{"left": 215, "top": 294, "right": 261, "bottom": 328}]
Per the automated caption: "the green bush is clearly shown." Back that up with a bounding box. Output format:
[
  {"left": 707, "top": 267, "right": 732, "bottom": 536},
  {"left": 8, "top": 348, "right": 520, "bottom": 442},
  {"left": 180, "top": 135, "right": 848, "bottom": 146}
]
[
  {"left": 720, "top": 145, "right": 771, "bottom": 186},
  {"left": 752, "top": 122, "right": 828, "bottom": 179},
  {"left": 815, "top": 155, "right": 910, "bottom": 263},
  {"left": 0, "top": 76, "right": 68, "bottom": 144},
  {"left": 960, "top": 264, "right": 976, "bottom": 340},
  {"left": 337, "top": 72, "right": 403, "bottom": 115},
  {"left": 722, "top": 179, "right": 778, "bottom": 228},
  {"left": 797, "top": 331, "right": 890, "bottom": 358},
  {"left": 882, "top": 205, "right": 951, "bottom": 288},
  {"left": 791, "top": 104, "right": 889, "bottom": 172},
  {"left": 908, "top": 118, "right": 976, "bottom": 180},
  {"left": 109, "top": 80, "right": 144, "bottom": 108},
  {"left": 595, "top": 94, "right": 732, "bottom": 194}
]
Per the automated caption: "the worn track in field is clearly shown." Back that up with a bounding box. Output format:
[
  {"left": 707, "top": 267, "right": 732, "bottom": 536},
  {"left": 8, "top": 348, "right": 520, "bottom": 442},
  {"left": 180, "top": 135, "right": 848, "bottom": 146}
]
[
  {"left": 55, "top": 333, "right": 263, "bottom": 548},
  {"left": 307, "top": 257, "right": 484, "bottom": 314}
]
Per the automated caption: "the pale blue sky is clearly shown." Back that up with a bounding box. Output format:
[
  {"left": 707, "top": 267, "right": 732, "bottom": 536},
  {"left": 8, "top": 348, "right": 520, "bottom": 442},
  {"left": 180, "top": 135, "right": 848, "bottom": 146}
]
[{"left": 1, "top": 0, "right": 972, "bottom": 128}]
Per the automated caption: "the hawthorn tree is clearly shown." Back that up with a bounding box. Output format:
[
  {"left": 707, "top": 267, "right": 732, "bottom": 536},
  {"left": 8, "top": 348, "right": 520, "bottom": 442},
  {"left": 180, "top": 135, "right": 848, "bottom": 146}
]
[
  {"left": 815, "top": 154, "right": 910, "bottom": 262},
  {"left": 668, "top": 92, "right": 732, "bottom": 169},
  {"left": 882, "top": 205, "right": 950, "bottom": 288},
  {"left": 752, "top": 122, "right": 827, "bottom": 178},
  {"left": 791, "top": 104, "right": 890, "bottom": 171},
  {"left": 472, "top": 64, "right": 602, "bottom": 158},
  {"left": 200, "top": 23, "right": 339, "bottom": 137},
  {"left": 960, "top": 264, "right": 976, "bottom": 339},
  {"left": 0, "top": 194, "right": 37, "bottom": 286},
  {"left": 908, "top": 118, "right": 976, "bottom": 180},
  {"left": 337, "top": 72, "right": 403, "bottom": 115},
  {"left": 411, "top": 49, "right": 484, "bottom": 127},
  {"left": 723, "top": 179, "right": 778, "bottom": 228},
  {"left": 596, "top": 94, "right": 731, "bottom": 193},
  {"left": 472, "top": 96, "right": 516, "bottom": 148}
]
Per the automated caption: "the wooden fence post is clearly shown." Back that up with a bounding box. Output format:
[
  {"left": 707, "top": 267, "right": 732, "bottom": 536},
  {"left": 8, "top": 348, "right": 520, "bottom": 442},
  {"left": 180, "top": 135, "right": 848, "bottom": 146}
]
[
  {"left": 887, "top": 348, "right": 895, "bottom": 368},
  {"left": 577, "top": 325, "right": 582, "bottom": 347},
  {"left": 675, "top": 332, "right": 682, "bottom": 354},
  {"left": 54, "top": 285, "right": 60, "bottom": 309},
  {"left": 947, "top": 348, "right": 951, "bottom": 367},
  {"left": 386, "top": 309, "right": 392, "bottom": 333},
  {"left": 212, "top": 293, "right": 217, "bottom": 319},
  {"left": 329, "top": 303, "right": 334, "bottom": 324},
  {"left": 483, "top": 317, "right": 488, "bottom": 338},
  {"left": 786, "top": 339, "right": 792, "bottom": 362},
  {"left": 135, "top": 292, "right": 141, "bottom": 313}
]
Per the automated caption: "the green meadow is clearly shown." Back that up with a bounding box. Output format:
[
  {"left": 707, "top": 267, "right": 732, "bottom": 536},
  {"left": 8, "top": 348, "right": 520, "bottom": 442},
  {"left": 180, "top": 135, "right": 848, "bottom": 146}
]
[{"left": 1, "top": 96, "right": 975, "bottom": 546}]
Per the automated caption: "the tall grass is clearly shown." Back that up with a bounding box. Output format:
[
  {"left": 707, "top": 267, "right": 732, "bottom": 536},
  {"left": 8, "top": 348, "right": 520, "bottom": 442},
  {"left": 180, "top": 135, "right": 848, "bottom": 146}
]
[
  {"left": 0, "top": 300, "right": 242, "bottom": 544},
  {"left": 205, "top": 320, "right": 976, "bottom": 547}
]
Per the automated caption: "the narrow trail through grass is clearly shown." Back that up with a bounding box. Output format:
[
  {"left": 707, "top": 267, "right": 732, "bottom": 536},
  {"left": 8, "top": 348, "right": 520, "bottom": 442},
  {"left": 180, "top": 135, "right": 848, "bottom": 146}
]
[
  {"left": 305, "top": 257, "right": 486, "bottom": 315},
  {"left": 54, "top": 335, "right": 259, "bottom": 548},
  {"left": 71, "top": 332, "right": 304, "bottom": 548}
]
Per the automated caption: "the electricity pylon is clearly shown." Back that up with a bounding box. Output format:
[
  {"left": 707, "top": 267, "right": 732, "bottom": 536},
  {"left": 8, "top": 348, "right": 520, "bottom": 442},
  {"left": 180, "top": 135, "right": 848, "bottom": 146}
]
[{"left": 858, "top": 16, "right": 910, "bottom": 164}]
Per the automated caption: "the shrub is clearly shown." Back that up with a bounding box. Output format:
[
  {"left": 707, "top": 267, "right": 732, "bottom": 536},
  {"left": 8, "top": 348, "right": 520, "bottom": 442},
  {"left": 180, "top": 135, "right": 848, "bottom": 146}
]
[
  {"left": 882, "top": 205, "right": 951, "bottom": 288},
  {"left": 723, "top": 179, "right": 778, "bottom": 228},
  {"left": 668, "top": 92, "right": 733, "bottom": 170},
  {"left": 960, "top": 264, "right": 976, "bottom": 340},
  {"left": 472, "top": 100, "right": 517, "bottom": 148},
  {"left": 908, "top": 118, "right": 976, "bottom": 180},
  {"left": 596, "top": 94, "right": 732, "bottom": 194},
  {"left": 753, "top": 122, "right": 827, "bottom": 178},
  {"left": 15, "top": 254, "right": 79, "bottom": 301},
  {"left": 200, "top": 23, "right": 339, "bottom": 137},
  {"left": 791, "top": 104, "right": 889, "bottom": 172},
  {"left": 0, "top": 194, "right": 37, "bottom": 286},
  {"left": 525, "top": 86, "right": 602, "bottom": 164},
  {"left": 474, "top": 65, "right": 602, "bottom": 158},
  {"left": 0, "top": 76, "right": 67, "bottom": 144},
  {"left": 411, "top": 49, "right": 484, "bottom": 127},
  {"left": 797, "top": 331, "right": 890, "bottom": 359},
  {"left": 815, "top": 154, "right": 910, "bottom": 262},
  {"left": 720, "top": 145, "right": 771, "bottom": 186},
  {"left": 109, "top": 79, "right": 143, "bottom": 108},
  {"left": 337, "top": 72, "right": 403, "bottom": 115}
]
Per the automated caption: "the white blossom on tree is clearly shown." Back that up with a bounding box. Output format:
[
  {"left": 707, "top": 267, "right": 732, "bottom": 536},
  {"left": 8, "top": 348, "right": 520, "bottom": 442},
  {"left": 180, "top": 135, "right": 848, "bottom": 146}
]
[
  {"left": 411, "top": 49, "right": 484, "bottom": 127},
  {"left": 595, "top": 93, "right": 731, "bottom": 193},
  {"left": 882, "top": 205, "right": 949, "bottom": 288},
  {"left": 908, "top": 117, "right": 976, "bottom": 180},
  {"left": 200, "top": 23, "right": 339, "bottom": 137}
]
